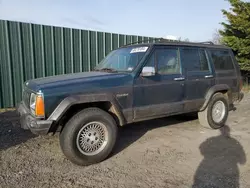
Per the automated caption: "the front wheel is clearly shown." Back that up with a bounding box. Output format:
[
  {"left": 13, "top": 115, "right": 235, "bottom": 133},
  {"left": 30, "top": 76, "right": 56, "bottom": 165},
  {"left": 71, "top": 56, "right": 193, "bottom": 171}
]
[
  {"left": 60, "top": 107, "right": 118, "bottom": 166},
  {"left": 198, "top": 92, "right": 229, "bottom": 129}
]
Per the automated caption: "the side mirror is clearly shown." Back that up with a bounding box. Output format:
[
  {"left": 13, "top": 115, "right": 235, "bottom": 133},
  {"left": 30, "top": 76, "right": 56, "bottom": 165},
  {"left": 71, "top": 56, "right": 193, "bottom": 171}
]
[{"left": 141, "top": 66, "right": 155, "bottom": 77}]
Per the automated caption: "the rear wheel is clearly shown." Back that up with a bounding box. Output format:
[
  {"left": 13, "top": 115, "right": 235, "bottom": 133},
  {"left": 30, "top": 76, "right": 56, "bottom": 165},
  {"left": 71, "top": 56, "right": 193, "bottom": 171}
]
[
  {"left": 60, "top": 107, "right": 117, "bottom": 166},
  {"left": 198, "top": 93, "right": 229, "bottom": 129}
]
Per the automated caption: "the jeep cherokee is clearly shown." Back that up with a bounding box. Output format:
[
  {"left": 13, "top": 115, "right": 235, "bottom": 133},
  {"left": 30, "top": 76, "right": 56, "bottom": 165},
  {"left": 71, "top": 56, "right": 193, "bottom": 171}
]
[{"left": 18, "top": 41, "right": 244, "bottom": 166}]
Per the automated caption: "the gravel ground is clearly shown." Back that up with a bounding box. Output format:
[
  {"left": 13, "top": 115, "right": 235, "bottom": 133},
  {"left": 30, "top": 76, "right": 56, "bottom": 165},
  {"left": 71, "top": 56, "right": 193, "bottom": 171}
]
[{"left": 0, "top": 93, "right": 250, "bottom": 188}]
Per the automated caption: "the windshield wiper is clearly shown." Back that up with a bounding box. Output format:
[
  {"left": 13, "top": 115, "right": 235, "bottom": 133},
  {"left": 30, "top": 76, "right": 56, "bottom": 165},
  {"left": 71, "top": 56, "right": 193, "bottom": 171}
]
[{"left": 95, "top": 68, "right": 118, "bottom": 72}]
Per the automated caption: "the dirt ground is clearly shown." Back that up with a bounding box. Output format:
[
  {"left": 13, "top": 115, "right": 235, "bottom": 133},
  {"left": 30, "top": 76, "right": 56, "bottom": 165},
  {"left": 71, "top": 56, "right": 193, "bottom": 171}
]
[{"left": 0, "top": 93, "right": 250, "bottom": 188}]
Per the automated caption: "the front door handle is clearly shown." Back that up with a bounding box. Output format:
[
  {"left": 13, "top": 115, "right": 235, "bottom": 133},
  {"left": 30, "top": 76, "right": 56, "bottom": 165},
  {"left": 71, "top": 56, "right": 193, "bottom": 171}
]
[
  {"left": 205, "top": 75, "right": 213, "bottom": 79},
  {"left": 174, "top": 77, "right": 185, "bottom": 81}
]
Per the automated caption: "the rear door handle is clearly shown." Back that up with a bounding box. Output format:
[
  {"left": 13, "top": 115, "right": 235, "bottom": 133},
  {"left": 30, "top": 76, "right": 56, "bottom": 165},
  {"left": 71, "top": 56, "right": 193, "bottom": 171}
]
[
  {"left": 205, "top": 75, "right": 213, "bottom": 78},
  {"left": 174, "top": 77, "right": 185, "bottom": 81}
]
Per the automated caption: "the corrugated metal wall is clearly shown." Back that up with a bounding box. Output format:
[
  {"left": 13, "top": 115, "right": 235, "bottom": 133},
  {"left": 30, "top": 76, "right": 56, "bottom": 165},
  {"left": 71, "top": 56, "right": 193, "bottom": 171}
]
[{"left": 0, "top": 20, "right": 160, "bottom": 108}]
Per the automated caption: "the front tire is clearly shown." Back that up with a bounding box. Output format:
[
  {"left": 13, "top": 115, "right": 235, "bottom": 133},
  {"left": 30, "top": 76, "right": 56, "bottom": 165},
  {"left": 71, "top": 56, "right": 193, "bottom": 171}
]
[
  {"left": 60, "top": 107, "right": 117, "bottom": 166},
  {"left": 198, "top": 92, "right": 229, "bottom": 129}
]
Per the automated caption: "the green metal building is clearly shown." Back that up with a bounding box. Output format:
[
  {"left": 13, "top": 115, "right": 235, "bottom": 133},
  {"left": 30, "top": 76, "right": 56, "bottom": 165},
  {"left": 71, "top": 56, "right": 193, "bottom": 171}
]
[{"left": 0, "top": 20, "right": 160, "bottom": 108}]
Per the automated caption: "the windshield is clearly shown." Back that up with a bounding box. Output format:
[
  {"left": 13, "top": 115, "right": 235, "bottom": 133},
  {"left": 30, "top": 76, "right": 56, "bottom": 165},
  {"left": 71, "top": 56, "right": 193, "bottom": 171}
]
[{"left": 95, "top": 46, "right": 149, "bottom": 72}]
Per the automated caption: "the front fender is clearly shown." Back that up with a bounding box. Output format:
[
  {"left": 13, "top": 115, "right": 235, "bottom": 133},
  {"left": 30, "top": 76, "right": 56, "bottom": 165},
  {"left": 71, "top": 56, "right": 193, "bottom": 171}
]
[{"left": 47, "top": 93, "right": 125, "bottom": 125}]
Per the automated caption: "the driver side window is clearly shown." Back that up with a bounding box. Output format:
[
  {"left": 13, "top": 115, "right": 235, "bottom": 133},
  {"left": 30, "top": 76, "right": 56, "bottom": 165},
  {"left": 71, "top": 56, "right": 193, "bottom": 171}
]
[
  {"left": 144, "top": 48, "right": 180, "bottom": 75},
  {"left": 157, "top": 48, "right": 180, "bottom": 75}
]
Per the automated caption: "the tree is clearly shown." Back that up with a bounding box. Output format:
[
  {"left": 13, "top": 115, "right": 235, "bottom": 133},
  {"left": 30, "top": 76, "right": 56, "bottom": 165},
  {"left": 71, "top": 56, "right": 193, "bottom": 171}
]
[
  {"left": 219, "top": 0, "right": 250, "bottom": 71},
  {"left": 212, "top": 29, "right": 222, "bottom": 45}
]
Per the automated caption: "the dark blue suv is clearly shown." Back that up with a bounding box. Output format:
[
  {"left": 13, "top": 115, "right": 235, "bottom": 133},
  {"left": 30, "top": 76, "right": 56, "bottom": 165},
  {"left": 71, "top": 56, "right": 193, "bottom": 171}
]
[{"left": 18, "top": 41, "right": 244, "bottom": 166}]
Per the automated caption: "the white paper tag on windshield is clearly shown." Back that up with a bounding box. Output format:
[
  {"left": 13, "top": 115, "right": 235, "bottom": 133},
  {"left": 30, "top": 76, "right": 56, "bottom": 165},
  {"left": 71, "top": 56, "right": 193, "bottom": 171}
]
[{"left": 130, "top": 47, "right": 148, "bottom": 53}]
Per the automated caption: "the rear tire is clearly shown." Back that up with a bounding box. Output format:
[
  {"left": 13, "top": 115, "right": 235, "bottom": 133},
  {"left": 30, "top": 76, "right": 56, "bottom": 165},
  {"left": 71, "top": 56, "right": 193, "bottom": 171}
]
[
  {"left": 60, "top": 107, "right": 117, "bottom": 166},
  {"left": 198, "top": 93, "right": 229, "bottom": 129}
]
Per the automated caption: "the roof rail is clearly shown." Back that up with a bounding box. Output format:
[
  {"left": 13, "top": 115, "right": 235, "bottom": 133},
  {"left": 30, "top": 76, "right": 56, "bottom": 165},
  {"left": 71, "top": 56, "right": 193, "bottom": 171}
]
[
  {"left": 122, "top": 37, "right": 162, "bottom": 47},
  {"left": 199, "top": 41, "right": 214, "bottom": 45},
  {"left": 122, "top": 38, "right": 215, "bottom": 47}
]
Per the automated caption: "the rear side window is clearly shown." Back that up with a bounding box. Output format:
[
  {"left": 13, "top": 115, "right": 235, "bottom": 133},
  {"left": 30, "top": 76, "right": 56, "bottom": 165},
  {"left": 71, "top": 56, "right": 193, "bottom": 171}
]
[
  {"left": 180, "top": 48, "right": 209, "bottom": 72},
  {"left": 210, "top": 50, "right": 234, "bottom": 70}
]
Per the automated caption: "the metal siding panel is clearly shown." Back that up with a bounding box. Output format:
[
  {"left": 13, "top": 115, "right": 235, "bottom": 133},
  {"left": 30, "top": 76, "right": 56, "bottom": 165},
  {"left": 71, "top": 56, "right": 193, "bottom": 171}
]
[
  {"left": 155, "top": 38, "right": 160, "bottom": 42},
  {"left": 20, "top": 23, "right": 34, "bottom": 81},
  {"left": 112, "top": 33, "right": 118, "bottom": 50},
  {"left": 97, "top": 31, "right": 104, "bottom": 64},
  {"left": 64, "top": 28, "right": 73, "bottom": 74},
  {"left": 43, "top": 26, "right": 55, "bottom": 76},
  {"left": 32, "top": 24, "right": 46, "bottom": 78},
  {"left": 138, "top": 36, "right": 142, "bottom": 43},
  {"left": 126, "top": 35, "right": 132, "bottom": 44},
  {"left": 89, "top": 31, "right": 97, "bottom": 70},
  {"left": 73, "top": 29, "right": 81, "bottom": 73},
  {"left": 8, "top": 22, "right": 24, "bottom": 105},
  {"left": 79, "top": 29, "right": 82, "bottom": 72},
  {"left": 0, "top": 21, "right": 4, "bottom": 108},
  {"left": 54, "top": 27, "right": 65, "bottom": 75},
  {"left": 0, "top": 21, "right": 14, "bottom": 107},
  {"left": 105, "top": 33, "right": 112, "bottom": 56},
  {"left": 81, "top": 30, "right": 89, "bottom": 71},
  {"left": 132, "top": 35, "right": 137, "bottom": 43},
  {"left": 143, "top": 36, "right": 148, "bottom": 43},
  {"left": 119, "top": 34, "right": 125, "bottom": 47},
  {"left": 149, "top": 37, "right": 154, "bottom": 43}
]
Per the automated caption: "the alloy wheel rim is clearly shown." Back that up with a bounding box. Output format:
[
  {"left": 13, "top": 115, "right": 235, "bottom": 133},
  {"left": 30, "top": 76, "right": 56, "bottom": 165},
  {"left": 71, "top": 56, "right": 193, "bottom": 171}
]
[
  {"left": 76, "top": 121, "right": 108, "bottom": 156},
  {"left": 212, "top": 101, "right": 226, "bottom": 123}
]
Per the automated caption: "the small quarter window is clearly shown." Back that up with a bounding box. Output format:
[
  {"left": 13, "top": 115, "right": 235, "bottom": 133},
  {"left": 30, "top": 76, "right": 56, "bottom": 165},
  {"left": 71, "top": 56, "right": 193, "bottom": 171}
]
[{"left": 210, "top": 50, "right": 234, "bottom": 70}]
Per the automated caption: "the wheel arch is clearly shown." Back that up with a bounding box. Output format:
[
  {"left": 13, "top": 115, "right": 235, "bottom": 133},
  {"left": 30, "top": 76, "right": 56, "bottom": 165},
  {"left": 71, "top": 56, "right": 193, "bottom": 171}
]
[
  {"left": 47, "top": 93, "right": 126, "bottom": 132},
  {"left": 200, "top": 84, "right": 231, "bottom": 112}
]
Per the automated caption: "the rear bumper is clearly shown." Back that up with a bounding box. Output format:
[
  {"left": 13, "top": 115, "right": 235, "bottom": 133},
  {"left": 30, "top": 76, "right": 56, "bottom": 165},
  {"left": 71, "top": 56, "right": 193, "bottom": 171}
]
[{"left": 17, "top": 102, "right": 53, "bottom": 135}]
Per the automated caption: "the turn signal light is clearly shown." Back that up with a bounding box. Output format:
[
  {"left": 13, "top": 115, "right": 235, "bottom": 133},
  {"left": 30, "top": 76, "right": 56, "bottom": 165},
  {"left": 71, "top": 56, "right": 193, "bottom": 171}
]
[{"left": 35, "top": 95, "right": 45, "bottom": 117}]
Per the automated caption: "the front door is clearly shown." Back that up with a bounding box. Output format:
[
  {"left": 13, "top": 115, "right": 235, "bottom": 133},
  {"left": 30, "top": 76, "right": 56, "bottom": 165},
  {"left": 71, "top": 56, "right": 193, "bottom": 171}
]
[
  {"left": 180, "top": 47, "right": 215, "bottom": 112},
  {"left": 133, "top": 46, "right": 185, "bottom": 121}
]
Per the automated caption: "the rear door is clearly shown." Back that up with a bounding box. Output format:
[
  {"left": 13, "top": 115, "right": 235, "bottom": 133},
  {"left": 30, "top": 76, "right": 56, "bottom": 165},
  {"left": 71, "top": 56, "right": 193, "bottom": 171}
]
[{"left": 180, "top": 47, "right": 215, "bottom": 112}]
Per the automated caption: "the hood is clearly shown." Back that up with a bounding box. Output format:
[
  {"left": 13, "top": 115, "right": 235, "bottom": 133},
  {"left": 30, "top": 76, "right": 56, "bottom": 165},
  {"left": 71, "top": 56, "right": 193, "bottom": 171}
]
[{"left": 25, "top": 71, "right": 131, "bottom": 92}]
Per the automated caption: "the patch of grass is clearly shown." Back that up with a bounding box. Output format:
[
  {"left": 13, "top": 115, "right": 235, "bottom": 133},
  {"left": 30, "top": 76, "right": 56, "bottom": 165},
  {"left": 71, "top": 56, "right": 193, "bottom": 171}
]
[
  {"left": 242, "top": 84, "right": 250, "bottom": 92},
  {"left": 0, "top": 108, "right": 16, "bottom": 113}
]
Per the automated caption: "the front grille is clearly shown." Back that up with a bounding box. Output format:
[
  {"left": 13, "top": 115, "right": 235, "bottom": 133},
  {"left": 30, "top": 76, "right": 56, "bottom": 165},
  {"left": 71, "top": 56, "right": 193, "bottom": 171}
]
[{"left": 22, "top": 89, "right": 30, "bottom": 109}]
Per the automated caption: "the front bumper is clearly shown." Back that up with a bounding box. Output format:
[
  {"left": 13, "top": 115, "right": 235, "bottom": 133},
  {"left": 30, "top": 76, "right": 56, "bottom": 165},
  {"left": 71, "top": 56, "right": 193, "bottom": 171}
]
[{"left": 17, "top": 102, "right": 53, "bottom": 135}]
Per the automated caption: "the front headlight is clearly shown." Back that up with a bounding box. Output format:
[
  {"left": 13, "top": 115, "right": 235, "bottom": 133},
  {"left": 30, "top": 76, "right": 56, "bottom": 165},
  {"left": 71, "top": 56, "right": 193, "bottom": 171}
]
[
  {"left": 30, "top": 93, "right": 36, "bottom": 114},
  {"left": 29, "top": 92, "right": 45, "bottom": 118}
]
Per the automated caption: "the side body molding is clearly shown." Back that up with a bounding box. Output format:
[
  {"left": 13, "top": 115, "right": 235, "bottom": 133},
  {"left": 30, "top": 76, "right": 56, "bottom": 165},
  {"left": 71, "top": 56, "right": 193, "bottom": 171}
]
[
  {"left": 200, "top": 84, "right": 230, "bottom": 111},
  {"left": 47, "top": 93, "right": 126, "bottom": 126}
]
